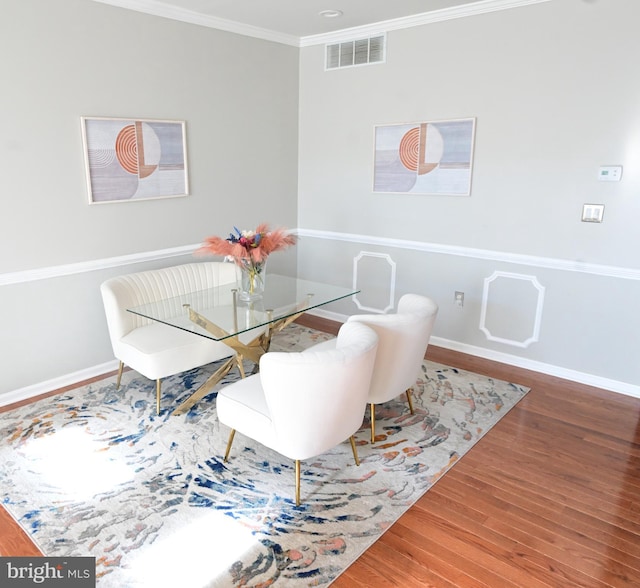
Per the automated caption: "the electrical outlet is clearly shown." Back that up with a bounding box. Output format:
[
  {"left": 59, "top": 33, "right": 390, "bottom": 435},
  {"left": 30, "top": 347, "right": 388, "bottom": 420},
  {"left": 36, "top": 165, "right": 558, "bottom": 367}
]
[{"left": 454, "top": 291, "right": 464, "bottom": 307}]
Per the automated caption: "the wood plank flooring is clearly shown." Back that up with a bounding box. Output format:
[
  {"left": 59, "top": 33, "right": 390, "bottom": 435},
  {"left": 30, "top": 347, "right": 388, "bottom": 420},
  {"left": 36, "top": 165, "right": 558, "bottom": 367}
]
[{"left": 1, "top": 315, "right": 639, "bottom": 587}]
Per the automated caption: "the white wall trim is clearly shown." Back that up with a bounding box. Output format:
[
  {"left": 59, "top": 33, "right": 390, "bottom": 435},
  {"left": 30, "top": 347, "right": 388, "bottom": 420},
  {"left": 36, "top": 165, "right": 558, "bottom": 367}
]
[
  {"left": 479, "top": 271, "right": 545, "bottom": 348},
  {"left": 91, "top": 0, "right": 551, "bottom": 48},
  {"left": 0, "top": 244, "right": 200, "bottom": 287},
  {"left": 301, "top": 0, "right": 552, "bottom": 47},
  {"left": 0, "top": 360, "right": 120, "bottom": 409},
  {"left": 91, "top": 0, "right": 300, "bottom": 46},
  {"left": 297, "top": 228, "right": 640, "bottom": 281},
  {"left": 3, "top": 305, "right": 637, "bottom": 408},
  {"left": 4, "top": 229, "right": 639, "bottom": 287},
  {"left": 429, "top": 335, "right": 640, "bottom": 400},
  {"left": 307, "top": 308, "right": 639, "bottom": 399},
  {"left": 352, "top": 251, "right": 396, "bottom": 313}
]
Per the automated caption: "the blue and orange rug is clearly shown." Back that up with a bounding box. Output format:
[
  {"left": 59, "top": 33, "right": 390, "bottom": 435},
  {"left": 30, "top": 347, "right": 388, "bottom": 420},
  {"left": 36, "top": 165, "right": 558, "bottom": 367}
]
[{"left": 0, "top": 325, "right": 528, "bottom": 586}]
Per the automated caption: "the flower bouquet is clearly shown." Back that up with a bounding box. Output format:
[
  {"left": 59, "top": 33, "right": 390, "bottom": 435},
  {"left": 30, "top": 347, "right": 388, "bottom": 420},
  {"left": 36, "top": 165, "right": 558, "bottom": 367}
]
[{"left": 197, "top": 223, "right": 296, "bottom": 299}]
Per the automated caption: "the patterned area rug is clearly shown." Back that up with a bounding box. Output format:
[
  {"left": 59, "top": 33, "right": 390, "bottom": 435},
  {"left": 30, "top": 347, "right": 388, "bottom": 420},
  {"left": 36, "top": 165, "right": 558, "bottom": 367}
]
[{"left": 0, "top": 325, "right": 529, "bottom": 587}]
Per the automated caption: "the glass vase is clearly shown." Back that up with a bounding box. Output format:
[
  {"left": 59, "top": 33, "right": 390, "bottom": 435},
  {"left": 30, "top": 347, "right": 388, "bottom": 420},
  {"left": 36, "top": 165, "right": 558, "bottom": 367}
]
[{"left": 238, "top": 258, "right": 266, "bottom": 301}]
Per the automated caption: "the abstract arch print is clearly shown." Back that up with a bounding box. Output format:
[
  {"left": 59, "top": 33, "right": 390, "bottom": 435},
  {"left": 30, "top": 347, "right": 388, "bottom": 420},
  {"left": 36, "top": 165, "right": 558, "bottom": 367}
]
[
  {"left": 398, "top": 123, "right": 443, "bottom": 175},
  {"left": 115, "top": 122, "right": 160, "bottom": 179},
  {"left": 82, "top": 117, "right": 188, "bottom": 203},
  {"left": 374, "top": 118, "right": 475, "bottom": 195}
]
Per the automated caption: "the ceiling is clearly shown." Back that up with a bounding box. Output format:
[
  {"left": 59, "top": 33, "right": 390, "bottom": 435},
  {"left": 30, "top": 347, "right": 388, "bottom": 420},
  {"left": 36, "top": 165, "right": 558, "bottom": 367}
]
[{"left": 93, "top": 0, "right": 544, "bottom": 46}]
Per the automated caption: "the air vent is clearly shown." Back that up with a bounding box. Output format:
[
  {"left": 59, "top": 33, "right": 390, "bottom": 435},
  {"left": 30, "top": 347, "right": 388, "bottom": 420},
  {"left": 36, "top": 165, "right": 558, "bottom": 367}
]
[{"left": 326, "top": 35, "right": 385, "bottom": 70}]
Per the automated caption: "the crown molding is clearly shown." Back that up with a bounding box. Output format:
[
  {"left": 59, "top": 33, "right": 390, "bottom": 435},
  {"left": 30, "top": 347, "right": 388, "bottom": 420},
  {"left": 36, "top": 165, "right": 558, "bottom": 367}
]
[
  {"left": 300, "top": 0, "right": 552, "bottom": 47},
  {"left": 92, "top": 0, "right": 552, "bottom": 48},
  {"left": 91, "top": 0, "right": 301, "bottom": 47}
]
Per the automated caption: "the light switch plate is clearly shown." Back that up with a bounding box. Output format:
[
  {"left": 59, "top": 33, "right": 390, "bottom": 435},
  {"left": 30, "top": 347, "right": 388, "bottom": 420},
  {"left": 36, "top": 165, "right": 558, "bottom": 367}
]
[
  {"left": 598, "top": 166, "right": 622, "bottom": 182},
  {"left": 582, "top": 204, "right": 605, "bottom": 223}
]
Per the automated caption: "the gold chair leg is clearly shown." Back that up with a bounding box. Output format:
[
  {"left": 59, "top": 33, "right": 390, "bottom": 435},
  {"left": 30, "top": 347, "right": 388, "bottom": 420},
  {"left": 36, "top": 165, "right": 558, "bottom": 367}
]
[
  {"left": 156, "top": 379, "right": 162, "bottom": 415},
  {"left": 116, "top": 361, "right": 124, "bottom": 389},
  {"left": 370, "top": 403, "right": 376, "bottom": 444},
  {"left": 223, "top": 429, "right": 236, "bottom": 462},
  {"left": 406, "top": 387, "right": 415, "bottom": 414},
  {"left": 295, "top": 460, "right": 301, "bottom": 506},
  {"left": 349, "top": 436, "right": 360, "bottom": 466}
]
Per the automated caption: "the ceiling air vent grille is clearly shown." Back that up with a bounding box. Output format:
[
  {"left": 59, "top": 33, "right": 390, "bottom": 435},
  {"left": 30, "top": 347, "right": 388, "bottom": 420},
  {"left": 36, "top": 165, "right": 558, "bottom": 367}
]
[{"left": 326, "top": 35, "right": 385, "bottom": 70}]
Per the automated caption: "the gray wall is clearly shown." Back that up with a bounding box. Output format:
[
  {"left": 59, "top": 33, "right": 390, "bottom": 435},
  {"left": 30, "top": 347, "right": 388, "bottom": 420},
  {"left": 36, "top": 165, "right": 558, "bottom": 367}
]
[
  {"left": 1, "top": 0, "right": 638, "bottom": 402},
  {"left": 0, "top": 0, "right": 299, "bottom": 397},
  {"left": 297, "top": 0, "right": 640, "bottom": 394}
]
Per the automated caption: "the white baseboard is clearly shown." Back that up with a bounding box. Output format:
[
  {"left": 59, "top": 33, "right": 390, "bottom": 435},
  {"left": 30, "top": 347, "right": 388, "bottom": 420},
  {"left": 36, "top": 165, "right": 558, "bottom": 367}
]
[
  {"left": 1, "top": 360, "right": 120, "bottom": 408},
  {"left": 429, "top": 336, "right": 640, "bottom": 399},
  {"left": 309, "top": 308, "right": 640, "bottom": 399},
  {"left": 3, "top": 309, "right": 637, "bottom": 409}
]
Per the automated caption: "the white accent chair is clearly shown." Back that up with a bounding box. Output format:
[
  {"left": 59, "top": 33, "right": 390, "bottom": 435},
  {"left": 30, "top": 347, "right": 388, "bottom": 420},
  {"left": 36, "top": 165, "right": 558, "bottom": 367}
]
[
  {"left": 100, "top": 261, "right": 243, "bottom": 414},
  {"left": 217, "top": 321, "right": 379, "bottom": 506},
  {"left": 309, "top": 293, "right": 439, "bottom": 443}
]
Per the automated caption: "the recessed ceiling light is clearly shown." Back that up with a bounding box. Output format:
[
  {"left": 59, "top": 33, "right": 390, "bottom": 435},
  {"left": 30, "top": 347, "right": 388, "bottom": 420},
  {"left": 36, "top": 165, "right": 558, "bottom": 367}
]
[{"left": 319, "top": 9, "right": 343, "bottom": 18}]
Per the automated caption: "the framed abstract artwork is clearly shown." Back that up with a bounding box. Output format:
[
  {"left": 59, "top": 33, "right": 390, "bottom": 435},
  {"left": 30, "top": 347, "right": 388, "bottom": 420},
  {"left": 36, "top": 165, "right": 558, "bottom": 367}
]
[
  {"left": 373, "top": 117, "right": 476, "bottom": 195},
  {"left": 81, "top": 117, "right": 189, "bottom": 204}
]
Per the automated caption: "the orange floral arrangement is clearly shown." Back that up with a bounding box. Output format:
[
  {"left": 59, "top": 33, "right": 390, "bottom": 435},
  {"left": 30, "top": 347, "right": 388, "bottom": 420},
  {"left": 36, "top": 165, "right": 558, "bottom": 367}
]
[{"left": 197, "top": 223, "right": 296, "bottom": 263}]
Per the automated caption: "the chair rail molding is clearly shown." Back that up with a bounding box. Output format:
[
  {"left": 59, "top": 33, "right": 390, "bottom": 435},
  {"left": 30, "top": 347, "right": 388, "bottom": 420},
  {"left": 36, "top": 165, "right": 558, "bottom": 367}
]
[
  {"left": 4, "top": 230, "right": 640, "bottom": 287},
  {"left": 3, "top": 227, "right": 639, "bottom": 404},
  {"left": 296, "top": 228, "right": 640, "bottom": 281},
  {"left": 0, "top": 244, "right": 200, "bottom": 287}
]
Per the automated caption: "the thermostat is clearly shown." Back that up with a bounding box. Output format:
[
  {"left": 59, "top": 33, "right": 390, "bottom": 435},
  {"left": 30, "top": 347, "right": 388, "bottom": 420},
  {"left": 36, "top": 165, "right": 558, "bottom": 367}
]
[{"left": 598, "top": 166, "right": 622, "bottom": 182}]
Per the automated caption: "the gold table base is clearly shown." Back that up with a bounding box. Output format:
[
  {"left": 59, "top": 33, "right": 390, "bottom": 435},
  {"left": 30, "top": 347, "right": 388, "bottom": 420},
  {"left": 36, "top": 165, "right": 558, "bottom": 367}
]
[{"left": 171, "top": 294, "right": 308, "bottom": 416}]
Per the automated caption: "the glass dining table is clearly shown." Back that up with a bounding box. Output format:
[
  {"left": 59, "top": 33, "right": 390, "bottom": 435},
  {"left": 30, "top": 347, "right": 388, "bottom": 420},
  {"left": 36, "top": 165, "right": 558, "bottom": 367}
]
[{"left": 127, "top": 274, "right": 358, "bottom": 415}]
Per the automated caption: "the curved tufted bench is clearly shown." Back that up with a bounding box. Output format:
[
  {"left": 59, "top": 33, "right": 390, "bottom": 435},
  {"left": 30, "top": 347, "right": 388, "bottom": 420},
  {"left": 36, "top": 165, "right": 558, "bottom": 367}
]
[{"left": 100, "top": 261, "right": 242, "bottom": 414}]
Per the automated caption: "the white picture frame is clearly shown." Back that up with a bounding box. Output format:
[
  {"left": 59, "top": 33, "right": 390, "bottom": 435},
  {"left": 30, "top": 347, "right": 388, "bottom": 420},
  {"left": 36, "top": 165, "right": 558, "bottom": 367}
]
[
  {"left": 81, "top": 117, "right": 189, "bottom": 204},
  {"left": 373, "top": 117, "right": 476, "bottom": 196}
]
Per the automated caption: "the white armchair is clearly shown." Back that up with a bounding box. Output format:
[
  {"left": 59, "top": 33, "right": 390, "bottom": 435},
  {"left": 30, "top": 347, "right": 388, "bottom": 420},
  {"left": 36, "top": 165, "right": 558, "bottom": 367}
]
[
  {"left": 308, "top": 293, "right": 438, "bottom": 443},
  {"left": 351, "top": 293, "right": 438, "bottom": 442},
  {"left": 217, "top": 321, "right": 378, "bottom": 505},
  {"left": 100, "top": 261, "right": 241, "bottom": 414}
]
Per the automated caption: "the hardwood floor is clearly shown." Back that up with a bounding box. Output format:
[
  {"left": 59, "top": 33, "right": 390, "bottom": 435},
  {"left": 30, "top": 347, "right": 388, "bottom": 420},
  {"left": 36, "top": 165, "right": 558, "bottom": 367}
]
[{"left": 1, "top": 316, "right": 639, "bottom": 587}]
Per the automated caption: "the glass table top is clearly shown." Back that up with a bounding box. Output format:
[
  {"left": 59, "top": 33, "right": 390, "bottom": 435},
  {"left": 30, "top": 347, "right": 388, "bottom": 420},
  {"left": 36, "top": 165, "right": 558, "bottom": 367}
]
[{"left": 127, "top": 274, "right": 358, "bottom": 341}]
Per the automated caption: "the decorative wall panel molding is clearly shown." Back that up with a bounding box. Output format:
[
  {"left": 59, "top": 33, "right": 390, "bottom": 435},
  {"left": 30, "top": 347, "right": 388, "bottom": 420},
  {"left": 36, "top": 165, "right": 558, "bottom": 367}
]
[
  {"left": 352, "top": 251, "right": 396, "bottom": 313},
  {"left": 479, "top": 271, "right": 545, "bottom": 348}
]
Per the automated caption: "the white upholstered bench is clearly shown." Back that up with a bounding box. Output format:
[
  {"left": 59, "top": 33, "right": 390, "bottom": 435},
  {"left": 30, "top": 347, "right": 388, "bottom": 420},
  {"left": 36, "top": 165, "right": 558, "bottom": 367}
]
[{"left": 100, "top": 261, "right": 242, "bottom": 414}]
